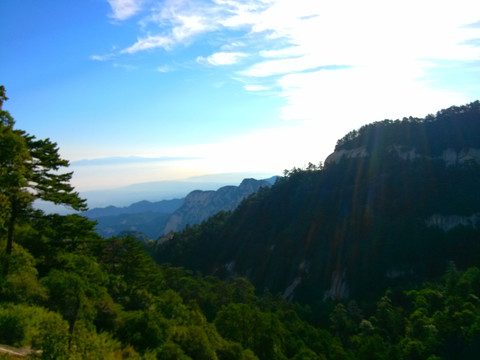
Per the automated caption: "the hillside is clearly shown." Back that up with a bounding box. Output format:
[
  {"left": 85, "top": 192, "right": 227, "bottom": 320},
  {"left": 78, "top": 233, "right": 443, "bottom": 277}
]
[{"left": 152, "top": 101, "right": 480, "bottom": 307}]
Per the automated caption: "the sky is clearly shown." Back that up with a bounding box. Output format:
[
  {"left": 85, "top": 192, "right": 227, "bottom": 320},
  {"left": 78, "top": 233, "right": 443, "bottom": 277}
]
[{"left": 1, "top": 0, "right": 480, "bottom": 204}]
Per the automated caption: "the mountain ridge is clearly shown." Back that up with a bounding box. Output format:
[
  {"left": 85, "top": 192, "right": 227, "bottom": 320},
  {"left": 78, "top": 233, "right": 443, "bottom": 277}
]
[
  {"left": 83, "top": 177, "right": 275, "bottom": 239},
  {"left": 163, "top": 178, "right": 273, "bottom": 234},
  {"left": 82, "top": 198, "right": 183, "bottom": 219},
  {"left": 152, "top": 101, "right": 480, "bottom": 307}
]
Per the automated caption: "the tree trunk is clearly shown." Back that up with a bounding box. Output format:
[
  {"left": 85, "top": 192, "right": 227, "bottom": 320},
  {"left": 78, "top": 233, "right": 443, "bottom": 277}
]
[
  {"left": 68, "top": 300, "right": 80, "bottom": 350},
  {"left": 3, "top": 208, "right": 16, "bottom": 275}
]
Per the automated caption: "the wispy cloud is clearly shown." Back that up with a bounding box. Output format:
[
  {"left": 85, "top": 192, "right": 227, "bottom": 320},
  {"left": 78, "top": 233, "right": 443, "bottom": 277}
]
[
  {"left": 109, "top": 0, "right": 273, "bottom": 55},
  {"left": 463, "top": 21, "right": 480, "bottom": 29},
  {"left": 462, "top": 38, "right": 480, "bottom": 47},
  {"left": 71, "top": 156, "right": 199, "bottom": 166},
  {"left": 100, "top": 0, "right": 480, "bottom": 124},
  {"left": 197, "top": 52, "right": 247, "bottom": 66},
  {"left": 107, "top": 0, "right": 143, "bottom": 20},
  {"left": 113, "top": 63, "right": 137, "bottom": 70},
  {"left": 156, "top": 65, "right": 172, "bottom": 72},
  {"left": 120, "top": 35, "right": 174, "bottom": 54},
  {"left": 90, "top": 54, "right": 115, "bottom": 61},
  {"left": 244, "top": 85, "right": 269, "bottom": 92}
]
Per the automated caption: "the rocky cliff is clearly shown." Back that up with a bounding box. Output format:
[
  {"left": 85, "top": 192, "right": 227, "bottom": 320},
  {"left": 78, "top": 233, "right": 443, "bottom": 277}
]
[
  {"left": 163, "top": 178, "right": 272, "bottom": 233},
  {"left": 325, "top": 146, "right": 480, "bottom": 166}
]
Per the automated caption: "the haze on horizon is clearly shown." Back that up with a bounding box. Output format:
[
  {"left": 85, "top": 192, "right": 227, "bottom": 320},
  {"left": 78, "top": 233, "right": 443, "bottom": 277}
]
[{"left": 1, "top": 0, "right": 480, "bottom": 198}]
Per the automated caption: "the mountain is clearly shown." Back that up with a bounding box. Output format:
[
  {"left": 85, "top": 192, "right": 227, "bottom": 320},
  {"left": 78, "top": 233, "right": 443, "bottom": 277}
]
[
  {"left": 80, "top": 198, "right": 183, "bottom": 239},
  {"left": 83, "top": 178, "right": 274, "bottom": 239},
  {"left": 152, "top": 101, "right": 480, "bottom": 307},
  {"left": 163, "top": 178, "right": 273, "bottom": 233},
  {"left": 82, "top": 199, "right": 183, "bottom": 218},
  {"left": 79, "top": 172, "right": 275, "bottom": 209}
]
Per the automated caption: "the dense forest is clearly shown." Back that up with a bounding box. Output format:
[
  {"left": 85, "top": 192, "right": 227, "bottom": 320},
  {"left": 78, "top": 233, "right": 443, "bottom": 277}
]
[
  {"left": 334, "top": 101, "right": 480, "bottom": 154},
  {"left": 2, "top": 86, "right": 480, "bottom": 359}
]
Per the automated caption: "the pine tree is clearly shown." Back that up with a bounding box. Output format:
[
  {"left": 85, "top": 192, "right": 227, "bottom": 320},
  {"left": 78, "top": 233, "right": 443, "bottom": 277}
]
[{"left": 0, "top": 86, "right": 87, "bottom": 274}]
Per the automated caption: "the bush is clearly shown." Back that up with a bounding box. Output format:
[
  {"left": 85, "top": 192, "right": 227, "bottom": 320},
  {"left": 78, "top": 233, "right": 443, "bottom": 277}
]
[
  {"left": 0, "top": 305, "right": 27, "bottom": 346},
  {"left": 0, "top": 304, "right": 69, "bottom": 358}
]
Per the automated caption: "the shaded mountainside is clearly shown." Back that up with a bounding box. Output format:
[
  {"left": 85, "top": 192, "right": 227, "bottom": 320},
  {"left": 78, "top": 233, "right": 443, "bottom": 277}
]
[
  {"left": 163, "top": 178, "right": 273, "bottom": 234},
  {"left": 152, "top": 101, "right": 480, "bottom": 308},
  {"left": 82, "top": 199, "right": 183, "bottom": 239}
]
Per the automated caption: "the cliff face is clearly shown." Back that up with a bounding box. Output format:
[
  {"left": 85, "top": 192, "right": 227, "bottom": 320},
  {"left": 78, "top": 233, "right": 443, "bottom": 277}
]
[
  {"left": 426, "top": 213, "right": 480, "bottom": 231},
  {"left": 325, "top": 146, "right": 480, "bottom": 167},
  {"left": 163, "top": 178, "right": 272, "bottom": 233}
]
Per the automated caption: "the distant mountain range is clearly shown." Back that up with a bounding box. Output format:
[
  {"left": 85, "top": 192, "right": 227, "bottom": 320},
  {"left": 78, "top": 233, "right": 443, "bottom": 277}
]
[
  {"left": 78, "top": 172, "right": 276, "bottom": 209},
  {"left": 82, "top": 177, "right": 276, "bottom": 239},
  {"left": 83, "top": 199, "right": 183, "bottom": 219},
  {"left": 81, "top": 198, "right": 183, "bottom": 239}
]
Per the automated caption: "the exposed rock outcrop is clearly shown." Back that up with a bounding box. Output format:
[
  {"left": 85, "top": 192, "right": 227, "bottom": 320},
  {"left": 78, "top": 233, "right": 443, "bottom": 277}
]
[
  {"left": 325, "top": 146, "right": 480, "bottom": 167},
  {"left": 426, "top": 213, "right": 480, "bottom": 231},
  {"left": 323, "top": 269, "right": 350, "bottom": 301},
  {"left": 163, "top": 178, "right": 272, "bottom": 233},
  {"left": 324, "top": 147, "right": 369, "bottom": 165}
]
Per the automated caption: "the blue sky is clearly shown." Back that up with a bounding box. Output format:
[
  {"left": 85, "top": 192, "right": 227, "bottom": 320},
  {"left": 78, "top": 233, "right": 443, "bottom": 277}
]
[{"left": 1, "top": 0, "right": 480, "bottom": 198}]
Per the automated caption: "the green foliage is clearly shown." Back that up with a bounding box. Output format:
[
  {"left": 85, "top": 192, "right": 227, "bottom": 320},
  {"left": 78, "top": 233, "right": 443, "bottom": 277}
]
[
  {"left": 2, "top": 207, "right": 480, "bottom": 360},
  {"left": 0, "top": 244, "right": 47, "bottom": 303},
  {"left": 68, "top": 321, "right": 122, "bottom": 360},
  {"left": 0, "top": 304, "right": 68, "bottom": 355},
  {"left": 0, "top": 305, "right": 27, "bottom": 346},
  {"left": 30, "top": 310, "right": 69, "bottom": 360},
  {"left": 214, "top": 303, "right": 288, "bottom": 359},
  {"left": 116, "top": 310, "right": 168, "bottom": 352},
  {"left": 170, "top": 325, "right": 218, "bottom": 360}
]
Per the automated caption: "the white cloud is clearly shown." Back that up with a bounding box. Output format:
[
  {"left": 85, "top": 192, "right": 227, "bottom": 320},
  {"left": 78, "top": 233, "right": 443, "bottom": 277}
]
[
  {"left": 197, "top": 52, "right": 247, "bottom": 66},
  {"left": 78, "top": 0, "right": 480, "bottom": 192},
  {"left": 90, "top": 54, "right": 114, "bottom": 61},
  {"left": 116, "top": 0, "right": 275, "bottom": 54},
  {"left": 244, "top": 85, "right": 269, "bottom": 91},
  {"left": 156, "top": 65, "right": 172, "bottom": 72},
  {"left": 259, "top": 47, "right": 303, "bottom": 59},
  {"left": 106, "top": 0, "right": 480, "bottom": 137},
  {"left": 123, "top": 0, "right": 224, "bottom": 54},
  {"left": 113, "top": 63, "right": 137, "bottom": 70},
  {"left": 106, "top": 0, "right": 143, "bottom": 20},
  {"left": 242, "top": 55, "right": 334, "bottom": 77},
  {"left": 221, "top": 41, "right": 247, "bottom": 50},
  {"left": 277, "top": 63, "right": 466, "bottom": 126},
  {"left": 120, "top": 35, "right": 174, "bottom": 54},
  {"left": 230, "top": 0, "right": 480, "bottom": 126}
]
